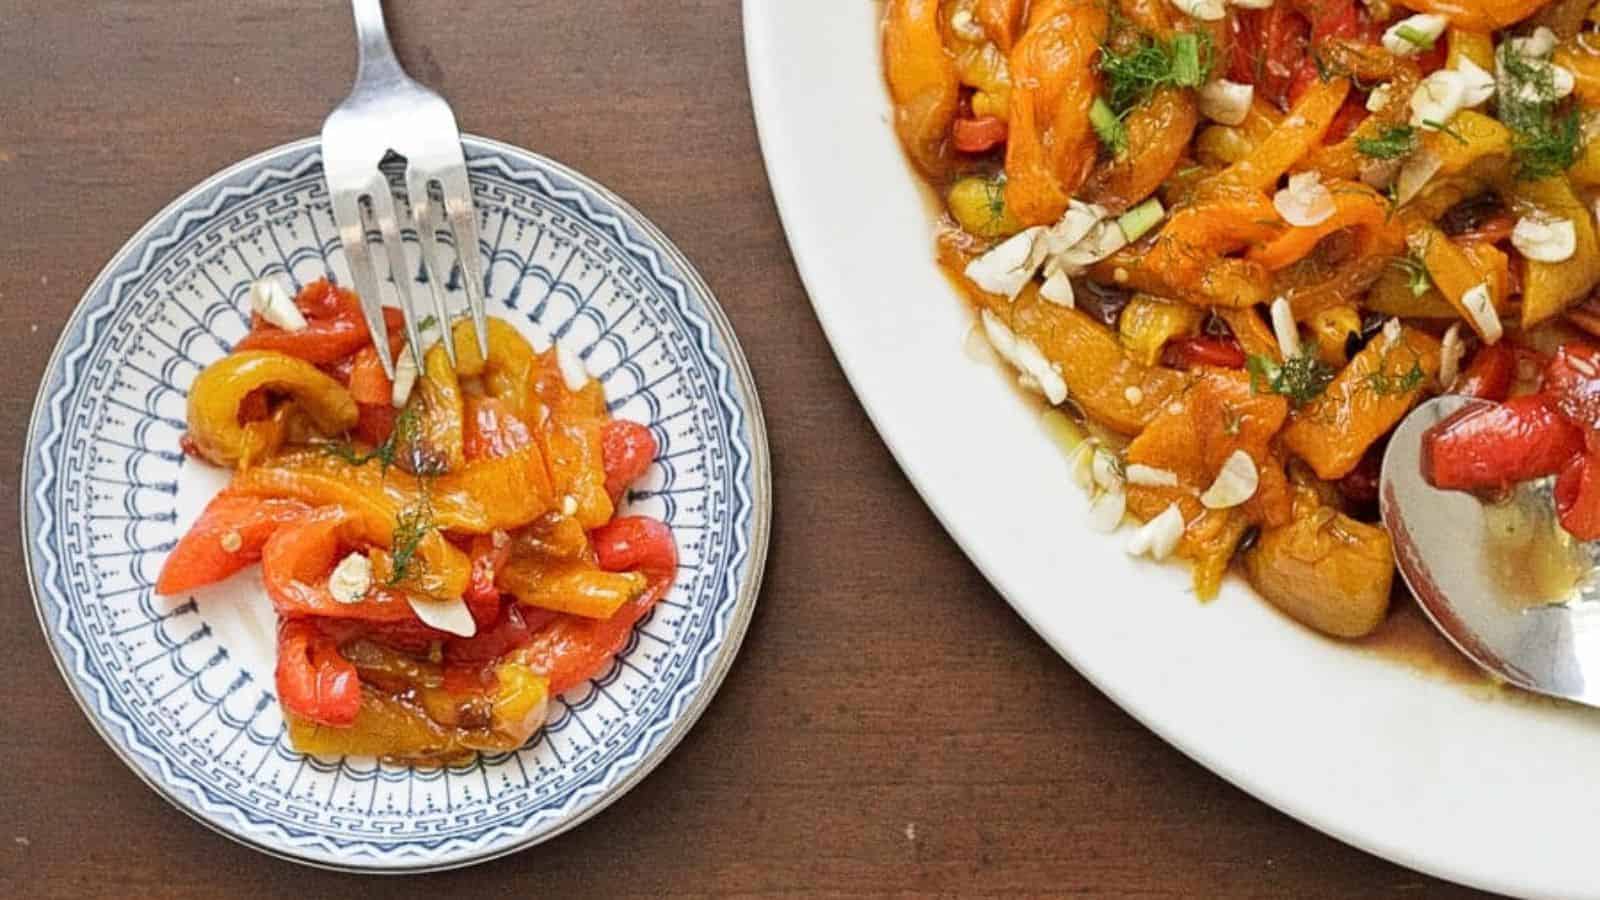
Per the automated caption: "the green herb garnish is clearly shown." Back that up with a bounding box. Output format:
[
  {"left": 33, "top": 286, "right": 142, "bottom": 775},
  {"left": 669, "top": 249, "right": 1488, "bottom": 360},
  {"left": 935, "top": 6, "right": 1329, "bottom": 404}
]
[
  {"left": 1392, "top": 253, "right": 1432, "bottom": 296},
  {"left": 1394, "top": 25, "right": 1437, "bottom": 51},
  {"left": 1098, "top": 30, "right": 1215, "bottom": 116},
  {"left": 1246, "top": 351, "right": 1336, "bottom": 408},
  {"left": 1090, "top": 97, "right": 1127, "bottom": 154},
  {"left": 1356, "top": 124, "right": 1417, "bottom": 160},
  {"left": 1221, "top": 407, "right": 1243, "bottom": 437},
  {"left": 1421, "top": 118, "right": 1469, "bottom": 145},
  {"left": 385, "top": 492, "right": 434, "bottom": 587},
  {"left": 1498, "top": 46, "right": 1584, "bottom": 179},
  {"left": 323, "top": 403, "right": 421, "bottom": 472},
  {"left": 1363, "top": 346, "right": 1428, "bottom": 396}
]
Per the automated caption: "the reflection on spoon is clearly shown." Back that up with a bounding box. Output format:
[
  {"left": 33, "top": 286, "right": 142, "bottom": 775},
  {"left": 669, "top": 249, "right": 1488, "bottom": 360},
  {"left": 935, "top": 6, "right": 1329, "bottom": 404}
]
[{"left": 1381, "top": 395, "right": 1600, "bottom": 707}]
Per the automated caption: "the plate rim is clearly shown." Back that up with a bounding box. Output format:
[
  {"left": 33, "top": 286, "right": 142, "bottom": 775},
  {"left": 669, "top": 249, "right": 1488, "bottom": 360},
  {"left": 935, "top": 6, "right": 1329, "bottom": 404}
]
[{"left": 21, "top": 133, "right": 772, "bottom": 874}]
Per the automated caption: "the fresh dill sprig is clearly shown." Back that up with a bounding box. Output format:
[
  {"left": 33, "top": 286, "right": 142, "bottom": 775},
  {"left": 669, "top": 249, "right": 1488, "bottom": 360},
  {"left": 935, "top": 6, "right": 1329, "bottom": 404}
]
[
  {"left": 385, "top": 492, "right": 434, "bottom": 587},
  {"left": 1391, "top": 253, "right": 1432, "bottom": 296},
  {"left": 323, "top": 403, "right": 421, "bottom": 472},
  {"left": 1356, "top": 124, "right": 1417, "bottom": 160},
  {"left": 1246, "top": 351, "right": 1336, "bottom": 408},
  {"left": 1497, "top": 46, "right": 1583, "bottom": 179},
  {"left": 1421, "top": 118, "right": 1469, "bottom": 145},
  {"left": 1363, "top": 346, "right": 1427, "bottom": 397},
  {"left": 1098, "top": 30, "right": 1214, "bottom": 116}
]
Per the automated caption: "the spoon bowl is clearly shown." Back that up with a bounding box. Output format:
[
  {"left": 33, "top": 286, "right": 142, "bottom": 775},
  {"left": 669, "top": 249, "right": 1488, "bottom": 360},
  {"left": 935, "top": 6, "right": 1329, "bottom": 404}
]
[{"left": 1380, "top": 395, "right": 1600, "bottom": 706}]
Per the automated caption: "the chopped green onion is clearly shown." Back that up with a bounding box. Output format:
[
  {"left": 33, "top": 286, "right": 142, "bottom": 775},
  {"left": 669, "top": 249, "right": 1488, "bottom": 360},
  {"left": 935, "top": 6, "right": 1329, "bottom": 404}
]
[
  {"left": 1090, "top": 97, "right": 1127, "bottom": 153},
  {"left": 1394, "top": 25, "right": 1435, "bottom": 51},
  {"left": 1117, "top": 198, "right": 1166, "bottom": 242},
  {"left": 1170, "top": 33, "right": 1203, "bottom": 87}
]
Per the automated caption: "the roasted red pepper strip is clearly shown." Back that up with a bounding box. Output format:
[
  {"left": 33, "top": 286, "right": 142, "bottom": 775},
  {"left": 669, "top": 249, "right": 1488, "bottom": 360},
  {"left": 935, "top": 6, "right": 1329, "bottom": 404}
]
[
  {"left": 1544, "top": 343, "right": 1600, "bottom": 431},
  {"left": 1556, "top": 452, "right": 1600, "bottom": 540},
  {"left": 952, "top": 115, "right": 1008, "bottom": 153},
  {"left": 465, "top": 532, "right": 512, "bottom": 605},
  {"left": 276, "top": 619, "right": 361, "bottom": 727},
  {"left": 1162, "top": 336, "right": 1247, "bottom": 370},
  {"left": 156, "top": 494, "right": 312, "bottom": 595},
  {"left": 235, "top": 278, "right": 405, "bottom": 364},
  {"left": 521, "top": 517, "right": 677, "bottom": 695},
  {"left": 1452, "top": 344, "right": 1515, "bottom": 400},
  {"left": 1423, "top": 395, "right": 1584, "bottom": 491},
  {"left": 1231, "top": 6, "right": 1309, "bottom": 110},
  {"left": 600, "top": 419, "right": 658, "bottom": 500}
]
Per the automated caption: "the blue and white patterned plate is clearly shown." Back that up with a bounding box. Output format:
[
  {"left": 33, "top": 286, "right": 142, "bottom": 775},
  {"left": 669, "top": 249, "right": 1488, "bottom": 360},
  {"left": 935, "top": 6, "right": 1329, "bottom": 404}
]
[{"left": 22, "top": 135, "right": 770, "bottom": 872}]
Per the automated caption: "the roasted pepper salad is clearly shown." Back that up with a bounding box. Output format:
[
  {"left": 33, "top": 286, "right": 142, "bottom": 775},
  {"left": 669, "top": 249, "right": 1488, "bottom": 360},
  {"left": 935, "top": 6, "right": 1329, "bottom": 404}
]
[
  {"left": 885, "top": 0, "right": 1600, "bottom": 639},
  {"left": 156, "top": 277, "right": 676, "bottom": 764}
]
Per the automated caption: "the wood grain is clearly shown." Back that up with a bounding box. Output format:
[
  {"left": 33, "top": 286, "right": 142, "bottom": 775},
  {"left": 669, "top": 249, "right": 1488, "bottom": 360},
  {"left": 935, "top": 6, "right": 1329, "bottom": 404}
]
[{"left": 0, "top": 3, "right": 1495, "bottom": 896}]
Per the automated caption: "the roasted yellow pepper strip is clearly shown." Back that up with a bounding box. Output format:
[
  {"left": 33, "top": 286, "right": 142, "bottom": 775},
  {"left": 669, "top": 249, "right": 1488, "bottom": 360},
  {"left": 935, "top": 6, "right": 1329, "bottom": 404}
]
[
  {"left": 1212, "top": 78, "right": 1348, "bottom": 194},
  {"left": 1244, "top": 487, "right": 1394, "bottom": 639},
  {"left": 1507, "top": 175, "right": 1600, "bottom": 327},
  {"left": 884, "top": 0, "right": 960, "bottom": 178},
  {"left": 230, "top": 446, "right": 554, "bottom": 539},
  {"left": 1282, "top": 326, "right": 1442, "bottom": 480},
  {"left": 186, "top": 350, "right": 357, "bottom": 468}
]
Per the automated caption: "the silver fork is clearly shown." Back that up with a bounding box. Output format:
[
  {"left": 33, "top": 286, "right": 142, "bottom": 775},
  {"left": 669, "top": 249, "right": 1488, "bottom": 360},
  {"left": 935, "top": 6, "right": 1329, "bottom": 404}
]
[{"left": 321, "top": 0, "right": 488, "bottom": 378}]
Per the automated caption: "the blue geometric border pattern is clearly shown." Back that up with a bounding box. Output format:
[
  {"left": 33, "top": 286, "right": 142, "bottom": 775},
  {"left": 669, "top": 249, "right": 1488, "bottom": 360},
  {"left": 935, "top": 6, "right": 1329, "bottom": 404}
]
[{"left": 22, "top": 136, "right": 769, "bottom": 871}]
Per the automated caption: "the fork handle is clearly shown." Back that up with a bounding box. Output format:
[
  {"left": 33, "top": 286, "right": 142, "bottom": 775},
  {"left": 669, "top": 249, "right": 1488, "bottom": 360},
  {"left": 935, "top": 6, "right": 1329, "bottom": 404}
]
[{"left": 350, "top": 0, "right": 405, "bottom": 83}]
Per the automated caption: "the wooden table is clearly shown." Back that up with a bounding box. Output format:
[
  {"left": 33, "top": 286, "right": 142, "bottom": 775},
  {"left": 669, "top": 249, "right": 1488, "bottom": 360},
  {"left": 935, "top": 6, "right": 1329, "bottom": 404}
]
[{"left": 0, "top": 3, "right": 1495, "bottom": 896}]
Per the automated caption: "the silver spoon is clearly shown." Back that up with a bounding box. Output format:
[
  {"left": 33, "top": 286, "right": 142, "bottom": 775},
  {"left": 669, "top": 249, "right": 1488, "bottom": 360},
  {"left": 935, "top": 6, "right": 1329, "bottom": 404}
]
[{"left": 1380, "top": 394, "right": 1600, "bottom": 706}]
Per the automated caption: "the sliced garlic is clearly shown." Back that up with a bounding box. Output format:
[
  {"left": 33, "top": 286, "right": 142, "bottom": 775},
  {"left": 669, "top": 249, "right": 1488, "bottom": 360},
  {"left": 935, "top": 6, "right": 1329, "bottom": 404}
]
[
  {"left": 1438, "top": 322, "right": 1464, "bottom": 389},
  {"left": 1055, "top": 218, "right": 1128, "bottom": 269},
  {"left": 391, "top": 347, "right": 420, "bottom": 408},
  {"left": 1092, "top": 447, "right": 1124, "bottom": 491},
  {"left": 1460, "top": 282, "right": 1502, "bottom": 345},
  {"left": 1456, "top": 58, "right": 1498, "bottom": 106},
  {"left": 249, "top": 278, "right": 307, "bottom": 332},
  {"left": 1072, "top": 442, "right": 1098, "bottom": 491},
  {"left": 1199, "top": 79, "right": 1253, "bottom": 126},
  {"left": 1087, "top": 489, "right": 1128, "bottom": 532},
  {"left": 1126, "top": 503, "right": 1186, "bottom": 560},
  {"left": 1511, "top": 214, "right": 1577, "bottom": 263},
  {"left": 1381, "top": 14, "right": 1447, "bottom": 57},
  {"left": 1171, "top": 0, "right": 1226, "bottom": 21},
  {"left": 408, "top": 596, "right": 478, "bottom": 637},
  {"left": 1269, "top": 296, "right": 1300, "bottom": 359},
  {"left": 964, "top": 226, "right": 1046, "bottom": 299},
  {"left": 1382, "top": 316, "right": 1404, "bottom": 345},
  {"left": 1394, "top": 148, "right": 1442, "bottom": 207},
  {"left": 1125, "top": 464, "right": 1180, "bottom": 487},
  {"left": 1043, "top": 201, "right": 1108, "bottom": 254},
  {"left": 1274, "top": 172, "right": 1336, "bottom": 227},
  {"left": 557, "top": 342, "right": 590, "bottom": 391},
  {"left": 1039, "top": 267, "right": 1076, "bottom": 307},
  {"left": 390, "top": 317, "right": 442, "bottom": 408},
  {"left": 1124, "top": 385, "right": 1144, "bottom": 406},
  {"left": 219, "top": 530, "right": 243, "bottom": 553},
  {"left": 329, "top": 552, "right": 374, "bottom": 604},
  {"left": 981, "top": 310, "right": 1068, "bottom": 404},
  {"left": 1201, "top": 449, "right": 1260, "bottom": 509},
  {"left": 1365, "top": 82, "right": 1395, "bottom": 113},
  {"left": 1508, "top": 26, "right": 1557, "bottom": 59},
  {"left": 1409, "top": 58, "right": 1494, "bottom": 127}
]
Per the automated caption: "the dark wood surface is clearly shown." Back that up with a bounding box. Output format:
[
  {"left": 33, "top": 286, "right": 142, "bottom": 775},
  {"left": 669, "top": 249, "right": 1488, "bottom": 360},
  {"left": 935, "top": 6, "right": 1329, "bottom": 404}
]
[{"left": 0, "top": 3, "right": 1498, "bottom": 897}]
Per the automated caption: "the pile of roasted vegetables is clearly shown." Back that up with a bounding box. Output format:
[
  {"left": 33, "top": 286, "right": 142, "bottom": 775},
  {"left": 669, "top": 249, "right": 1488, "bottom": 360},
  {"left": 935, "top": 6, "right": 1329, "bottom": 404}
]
[
  {"left": 885, "top": 0, "right": 1600, "bottom": 640},
  {"left": 156, "top": 277, "right": 675, "bottom": 764}
]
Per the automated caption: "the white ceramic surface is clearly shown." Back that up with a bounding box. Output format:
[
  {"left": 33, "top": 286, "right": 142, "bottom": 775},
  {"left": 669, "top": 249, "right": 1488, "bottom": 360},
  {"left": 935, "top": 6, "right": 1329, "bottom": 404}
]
[{"left": 745, "top": 4, "right": 1597, "bottom": 897}]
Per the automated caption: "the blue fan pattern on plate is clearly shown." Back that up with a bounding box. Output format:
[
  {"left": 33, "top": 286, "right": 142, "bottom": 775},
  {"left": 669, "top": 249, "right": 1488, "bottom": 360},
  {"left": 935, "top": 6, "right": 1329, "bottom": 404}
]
[{"left": 24, "top": 137, "right": 767, "bottom": 871}]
